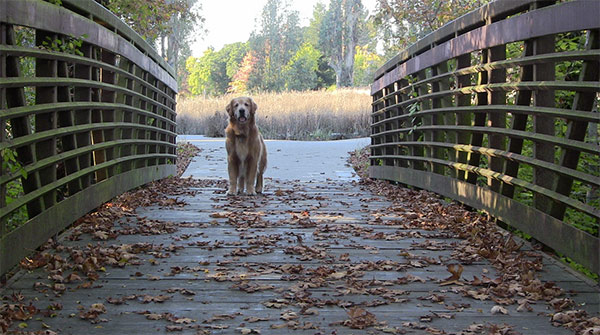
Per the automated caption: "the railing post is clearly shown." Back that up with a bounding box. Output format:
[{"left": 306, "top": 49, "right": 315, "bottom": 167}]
[
  {"left": 455, "top": 54, "right": 471, "bottom": 181},
  {"left": 432, "top": 61, "right": 454, "bottom": 177},
  {"left": 73, "top": 43, "right": 94, "bottom": 190},
  {"left": 34, "top": 30, "right": 59, "bottom": 210},
  {"left": 531, "top": 1, "right": 557, "bottom": 213},
  {"left": 0, "top": 23, "right": 6, "bottom": 239},
  {"left": 466, "top": 50, "right": 488, "bottom": 185},
  {"left": 550, "top": 29, "right": 600, "bottom": 221},
  {"left": 501, "top": 40, "right": 534, "bottom": 199},
  {"left": 487, "top": 45, "right": 507, "bottom": 193},
  {"left": 5, "top": 26, "right": 38, "bottom": 218}
]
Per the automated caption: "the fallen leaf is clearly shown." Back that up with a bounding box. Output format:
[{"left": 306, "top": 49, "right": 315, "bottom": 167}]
[{"left": 490, "top": 305, "right": 508, "bottom": 315}]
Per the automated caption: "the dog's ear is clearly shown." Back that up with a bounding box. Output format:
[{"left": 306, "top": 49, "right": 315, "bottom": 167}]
[
  {"left": 226, "top": 100, "right": 234, "bottom": 117},
  {"left": 249, "top": 98, "right": 257, "bottom": 115}
]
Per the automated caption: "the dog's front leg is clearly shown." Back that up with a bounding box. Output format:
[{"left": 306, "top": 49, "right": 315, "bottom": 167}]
[
  {"left": 245, "top": 157, "right": 258, "bottom": 196},
  {"left": 227, "top": 156, "right": 239, "bottom": 196}
]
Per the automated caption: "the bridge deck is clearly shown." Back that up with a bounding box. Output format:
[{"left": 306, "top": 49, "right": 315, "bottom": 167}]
[{"left": 2, "top": 138, "right": 598, "bottom": 334}]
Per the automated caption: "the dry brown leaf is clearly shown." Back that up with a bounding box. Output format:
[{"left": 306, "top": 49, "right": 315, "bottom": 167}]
[
  {"left": 490, "top": 305, "right": 508, "bottom": 315},
  {"left": 440, "top": 264, "right": 464, "bottom": 286}
]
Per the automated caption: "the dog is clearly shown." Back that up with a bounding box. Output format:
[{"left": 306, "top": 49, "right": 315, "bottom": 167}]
[{"left": 225, "top": 97, "right": 267, "bottom": 196}]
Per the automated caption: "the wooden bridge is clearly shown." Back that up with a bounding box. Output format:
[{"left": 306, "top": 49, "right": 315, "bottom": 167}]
[{"left": 1, "top": 0, "right": 599, "bottom": 334}]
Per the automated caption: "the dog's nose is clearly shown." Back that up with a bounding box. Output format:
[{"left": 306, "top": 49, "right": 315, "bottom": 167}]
[{"left": 239, "top": 108, "right": 246, "bottom": 115}]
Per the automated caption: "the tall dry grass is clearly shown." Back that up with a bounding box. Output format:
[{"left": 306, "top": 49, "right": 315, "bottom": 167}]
[{"left": 176, "top": 89, "right": 371, "bottom": 140}]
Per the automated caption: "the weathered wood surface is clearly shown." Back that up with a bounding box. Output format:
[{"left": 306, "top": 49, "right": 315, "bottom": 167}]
[
  {"left": 370, "top": 0, "right": 600, "bottom": 275},
  {"left": 2, "top": 143, "right": 598, "bottom": 334},
  {"left": 1, "top": 0, "right": 177, "bottom": 277}
]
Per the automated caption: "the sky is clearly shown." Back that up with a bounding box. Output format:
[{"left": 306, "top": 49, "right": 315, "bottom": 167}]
[{"left": 190, "top": 0, "right": 377, "bottom": 57}]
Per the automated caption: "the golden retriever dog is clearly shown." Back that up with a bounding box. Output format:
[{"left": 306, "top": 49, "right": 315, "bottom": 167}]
[{"left": 225, "top": 97, "right": 267, "bottom": 196}]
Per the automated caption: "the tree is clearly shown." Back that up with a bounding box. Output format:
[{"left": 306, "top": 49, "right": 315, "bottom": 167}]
[
  {"left": 373, "top": 0, "right": 491, "bottom": 55},
  {"left": 230, "top": 51, "right": 258, "bottom": 94},
  {"left": 102, "top": 0, "right": 204, "bottom": 89},
  {"left": 283, "top": 43, "right": 321, "bottom": 91},
  {"left": 186, "top": 48, "right": 218, "bottom": 96},
  {"left": 319, "top": 0, "right": 364, "bottom": 88},
  {"left": 248, "top": 0, "right": 302, "bottom": 92},
  {"left": 162, "top": 0, "right": 205, "bottom": 88},
  {"left": 186, "top": 42, "right": 250, "bottom": 96},
  {"left": 305, "top": 3, "right": 336, "bottom": 89},
  {"left": 353, "top": 45, "right": 383, "bottom": 86}
]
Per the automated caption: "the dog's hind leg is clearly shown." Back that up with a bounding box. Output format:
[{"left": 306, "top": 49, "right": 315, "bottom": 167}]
[{"left": 255, "top": 141, "right": 267, "bottom": 194}]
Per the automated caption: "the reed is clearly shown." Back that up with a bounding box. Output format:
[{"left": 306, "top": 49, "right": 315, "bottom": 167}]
[{"left": 176, "top": 89, "right": 371, "bottom": 140}]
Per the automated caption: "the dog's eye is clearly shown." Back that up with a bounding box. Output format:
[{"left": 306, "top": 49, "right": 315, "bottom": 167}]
[
  {"left": 244, "top": 103, "right": 249, "bottom": 106},
  {"left": 234, "top": 103, "right": 238, "bottom": 107}
]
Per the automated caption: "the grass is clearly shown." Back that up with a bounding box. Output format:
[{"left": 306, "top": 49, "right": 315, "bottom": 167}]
[{"left": 176, "top": 89, "right": 372, "bottom": 140}]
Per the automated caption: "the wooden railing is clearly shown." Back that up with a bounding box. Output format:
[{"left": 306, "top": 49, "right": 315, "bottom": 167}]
[
  {"left": 370, "top": 0, "right": 599, "bottom": 274},
  {"left": 0, "top": 0, "right": 177, "bottom": 276}
]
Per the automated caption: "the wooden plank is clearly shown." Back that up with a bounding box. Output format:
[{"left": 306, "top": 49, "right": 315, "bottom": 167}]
[
  {"left": 372, "top": 125, "right": 600, "bottom": 155},
  {"left": 370, "top": 155, "right": 599, "bottom": 220},
  {"left": 0, "top": 164, "right": 176, "bottom": 275},
  {"left": 372, "top": 0, "right": 600, "bottom": 93},
  {"left": 370, "top": 141, "right": 599, "bottom": 188},
  {"left": 0, "top": 139, "right": 174, "bottom": 187},
  {"left": 370, "top": 165, "right": 599, "bottom": 274},
  {"left": 3, "top": 171, "right": 598, "bottom": 334},
  {"left": 0, "top": 45, "right": 177, "bottom": 105},
  {"left": 373, "top": 49, "right": 600, "bottom": 107}
]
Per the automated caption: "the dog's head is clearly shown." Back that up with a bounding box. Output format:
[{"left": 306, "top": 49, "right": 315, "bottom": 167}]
[{"left": 226, "top": 97, "right": 257, "bottom": 125}]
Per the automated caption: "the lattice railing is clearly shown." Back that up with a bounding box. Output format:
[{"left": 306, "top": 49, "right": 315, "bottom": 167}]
[
  {"left": 370, "top": 0, "right": 599, "bottom": 274},
  {"left": 0, "top": 0, "right": 177, "bottom": 275}
]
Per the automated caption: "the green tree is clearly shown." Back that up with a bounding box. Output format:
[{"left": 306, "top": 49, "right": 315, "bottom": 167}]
[
  {"left": 304, "top": 3, "right": 336, "bottom": 89},
  {"left": 248, "top": 0, "right": 302, "bottom": 92},
  {"left": 319, "top": 0, "right": 364, "bottom": 87},
  {"left": 374, "top": 0, "right": 490, "bottom": 55},
  {"left": 186, "top": 49, "right": 218, "bottom": 96},
  {"left": 186, "top": 42, "right": 250, "bottom": 96},
  {"left": 102, "top": 0, "right": 204, "bottom": 89},
  {"left": 283, "top": 43, "right": 321, "bottom": 91},
  {"left": 353, "top": 45, "right": 383, "bottom": 86}
]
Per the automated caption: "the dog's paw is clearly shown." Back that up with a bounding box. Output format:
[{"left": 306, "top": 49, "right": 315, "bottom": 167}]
[
  {"left": 227, "top": 191, "right": 237, "bottom": 196},
  {"left": 246, "top": 191, "right": 257, "bottom": 196}
]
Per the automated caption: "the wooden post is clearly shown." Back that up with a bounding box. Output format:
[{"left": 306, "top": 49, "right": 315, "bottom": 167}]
[
  {"left": 532, "top": 33, "right": 556, "bottom": 213},
  {"left": 0, "top": 23, "right": 6, "bottom": 238},
  {"left": 413, "top": 71, "right": 427, "bottom": 171},
  {"left": 550, "top": 30, "right": 600, "bottom": 220},
  {"left": 466, "top": 50, "right": 488, "bottom": 185},
  {"left": 487, "top": 45, "right": 507, "bottom": 193},
  {"left": 101, "top": 50, "right": 117, "bottom": 177},
  {"left": 501, "top": 41, "right": 534, "bottom": 199},
  {"left": 455, "top": 54, "right": 472, "bottom": 181},
  {"left": 432, "top": 61, "right": 453, "bottom": 176},
  {"left": 73, "top": 43, "right": 93, "bottom": 190},
  {"left": 5, "top": 26, "right": 39, "bottom": 217},
  {"left": 531, "top": 0, "right": 557, "bottom": 213}
]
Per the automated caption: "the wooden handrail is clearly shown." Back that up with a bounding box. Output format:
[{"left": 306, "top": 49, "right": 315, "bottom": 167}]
[
  {"left": 370, "top": 0, "right": 600, "bottom": 275},
  {"left": 0, "top": 0, "right": 177, "bottom": 276}
]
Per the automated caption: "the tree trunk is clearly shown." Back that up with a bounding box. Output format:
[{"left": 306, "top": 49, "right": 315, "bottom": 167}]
[{"left": 335, "top": 0, "right": 360, "bottom": 87}]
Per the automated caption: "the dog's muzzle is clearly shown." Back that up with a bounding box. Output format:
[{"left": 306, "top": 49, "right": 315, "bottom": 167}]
[{"left": 237, "top": 109, "right": 248, "bottom": 123}]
